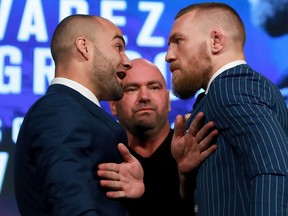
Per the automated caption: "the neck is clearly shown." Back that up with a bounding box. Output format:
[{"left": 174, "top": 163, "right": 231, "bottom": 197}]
[{"left": 127, "top": 123, "right": 171, "bottom": 157}]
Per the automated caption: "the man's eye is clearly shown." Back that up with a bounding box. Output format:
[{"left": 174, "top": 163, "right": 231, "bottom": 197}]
[
  {"left": 150, "top": 86, "right": 160, "bottom": 90},
  {"left": 126, "top": 87, "right": 136, "bottom": 92}
]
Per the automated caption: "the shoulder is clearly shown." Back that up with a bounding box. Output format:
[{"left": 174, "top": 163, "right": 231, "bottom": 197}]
[{"left": 23, "top": 90, "right": 90, "bottom": 131}]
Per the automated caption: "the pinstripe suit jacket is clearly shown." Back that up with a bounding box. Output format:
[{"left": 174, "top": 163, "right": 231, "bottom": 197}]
[{"left": 187, "top": 64, "right": 288, "bottom": 216}]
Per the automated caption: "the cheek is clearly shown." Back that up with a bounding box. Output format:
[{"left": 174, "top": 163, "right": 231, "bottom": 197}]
[
  {"left": 106, "top": 49, "right": 121, "bottom": 62},
  {"left": 119, "top": 96, "right": 136, "bottom": 110},
  {"left": 155, "top": 96, "right": 169, "bottom": 109},
  {"left": 180, "top": 43, "right": 197, "bottom": 57},
  {"left": 177, "top": 50, "right": 192, "bottom": 67}
]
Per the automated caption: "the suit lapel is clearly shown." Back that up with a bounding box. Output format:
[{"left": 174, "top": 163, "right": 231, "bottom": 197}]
[{"left": 46, "top": 84, "right": 121, "bottom": 132}]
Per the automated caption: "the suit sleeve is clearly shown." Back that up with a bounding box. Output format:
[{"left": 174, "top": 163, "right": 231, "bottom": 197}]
[
  {"left": 209, "top": 78, "right": 288, "bottom": 215},
  {"left": 28, "top": 96, "right": 99, "bottom": 215}
]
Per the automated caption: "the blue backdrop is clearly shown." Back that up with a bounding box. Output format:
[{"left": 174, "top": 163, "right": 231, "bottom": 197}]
[{"left": 1, "top": 0, "right": 287, "bottom": 215}]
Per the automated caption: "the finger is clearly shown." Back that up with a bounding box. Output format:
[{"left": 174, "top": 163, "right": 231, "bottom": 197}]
[
  {"left": 198, "top": 128, "right": 218, "bottom": 148},
  {"left": 97, "top": 170, "right": 120, "bottom": 180},
  {"left": 200, "top": 127, "right": 218, "bottom": 144},
  {"left": 99, "top": 179, "right": 122, "bottom": 189},
  {"left": 184, "top": 113, "right": 191, "bottom": 121},
  {"left": 187, "top": 112, "right": 205, "bottom": 136},
  {"left": 200, "top": 144, "right": 217, "bottom": 161},
  {"left": 196, "top": 121, "right": 216, "bottom": 142},
  {"left": 173, "top": 115, "right": 185, "bottom": 138},
  {"left": 105, "top": 191, "right": 126, "bottom": 199},
  {"left": 98, "top": 163, "right": 119, "bottom": 172}
]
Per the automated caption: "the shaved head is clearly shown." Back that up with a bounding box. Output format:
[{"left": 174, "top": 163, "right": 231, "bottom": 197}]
[{"left": 50, "top": 15, "right": 119, "bottom": 64}]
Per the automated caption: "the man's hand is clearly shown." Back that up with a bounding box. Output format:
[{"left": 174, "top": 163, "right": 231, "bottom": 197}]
[
  {"left": 172, "top": 112, "right": 218, "bottom": 174},
  {"left": 97, "top": 143, "right": 144, "bottom": 199}
]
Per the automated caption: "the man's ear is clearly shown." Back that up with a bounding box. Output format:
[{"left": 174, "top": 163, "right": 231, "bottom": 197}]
[
  {"left": 109, "top": 101, "right": 118, "bottom": 116},
  {"left": 75, "top": 37, "right": 89, "bottom": 60},
  {"left": 210, "top": 28, "right": 226, "bottom": 54}
]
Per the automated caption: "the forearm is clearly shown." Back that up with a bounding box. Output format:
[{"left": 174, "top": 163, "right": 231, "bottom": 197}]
[
  {"left": 178, "top": 169, "right": 197, "bottom": 200},
  {"left": 179, "top": 171, "right": 187, "bottom": 199}
]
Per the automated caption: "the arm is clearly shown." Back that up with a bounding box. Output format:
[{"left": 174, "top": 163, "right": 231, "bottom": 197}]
[
  {"left": 210, "top": 75, "right": 288, "bottom": 215},
  {"left": 220, "top": 103, "right": 288, "bottom": 215},
  {"left": 97, "top": 143, "right": 144, "bottom": 199},
  {"left": 36, "top": 115, "right": 96, "bottom": 215},
  {"left": 171, "top": 112, "right": 218, "bottom": 199},
  {"left": 97, "top": 112, "right": 217, "bottom": 200},
  {"left": 33, "top": 97, "right": 108, "bottom": 215}
]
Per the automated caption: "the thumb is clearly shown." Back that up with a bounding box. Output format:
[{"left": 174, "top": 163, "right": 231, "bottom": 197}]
[{"left": 118, "top": 143, "right": 134, "bottom": 163}]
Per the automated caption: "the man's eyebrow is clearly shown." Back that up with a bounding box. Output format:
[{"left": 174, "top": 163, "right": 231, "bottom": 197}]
[
  {"left": 124, "top": 81, "right": 163, "bottom": 88},
  {"left": 113, "top": 34, "right": 126, "bottom": 46},
  {"left": 123, "top": 82, "right": 138, "bottom": 88},
  {"left": 148, "top": 80, "right": 163, "bottom": 86},
  {"left": 168, "top": 33, "right": 178, "bottom": 43}
]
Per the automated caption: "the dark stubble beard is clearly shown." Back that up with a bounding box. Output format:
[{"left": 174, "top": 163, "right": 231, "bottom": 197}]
[
  {"left": 93, "top": 46, "right": 123, "bottom": 101},
  {"left": 172, "top": 42, "right": 212, "bottom": 100}
]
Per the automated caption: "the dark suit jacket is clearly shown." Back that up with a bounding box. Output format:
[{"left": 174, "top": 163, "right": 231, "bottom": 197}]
[
  {"left": 187, "top": 64, "right": 288, "bottom": 216},
  {"left": 14, "top": 84, "right": 129, "bottom": 216}
]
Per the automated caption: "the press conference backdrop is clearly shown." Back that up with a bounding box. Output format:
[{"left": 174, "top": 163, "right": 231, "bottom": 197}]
[{"left": 1, "top": 0, "right": 288, "bottom": 215}]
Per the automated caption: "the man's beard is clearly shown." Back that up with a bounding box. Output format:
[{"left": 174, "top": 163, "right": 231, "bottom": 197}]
[
  {"left": 93, "top": 47, "right": 123, "bottom": 101},
  {"left": 172, "top": 43, "right": 211, "bottom": 100},
  {"left": 172, "top": 70, "right": 199, "bottom": 100}
]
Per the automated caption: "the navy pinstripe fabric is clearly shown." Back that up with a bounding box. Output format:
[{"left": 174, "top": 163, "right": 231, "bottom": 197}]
[{"left": 187, "top": 64, "right": 288, "bottom": 216}]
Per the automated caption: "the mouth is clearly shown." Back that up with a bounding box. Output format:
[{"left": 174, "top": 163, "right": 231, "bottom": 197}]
[
  {"left": 137, "top": 108, "right": 153, "bottom": 111},
  {"left": 169, "top": 65, "right": 178, "bottom": 73},
  {"left": 135, "top": 106, "right": 155, "bottom": 112},
  {"left": 135, "top": 109, "right": 154, "bottom": 116},
  {"left": 116, "top": 72, "right": 126, "bottom": 80}
]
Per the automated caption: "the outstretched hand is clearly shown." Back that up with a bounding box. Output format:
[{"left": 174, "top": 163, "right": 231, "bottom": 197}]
[
  {"left": 97, "top": 143, "right": 144, "bottom": 199},
  {"left": 172, "top": 112, "right": 218, "bottom": 174}
]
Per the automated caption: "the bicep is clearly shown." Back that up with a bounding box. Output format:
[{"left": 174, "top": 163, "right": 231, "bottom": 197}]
[
  {"left": 30, "top": 100, "right": 97, "bottom": 214},
  {"left": 210, "top": 97, "right": 288, "bottom": 177}
]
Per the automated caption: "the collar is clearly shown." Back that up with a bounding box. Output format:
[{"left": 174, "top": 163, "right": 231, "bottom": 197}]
[
  {"left": 50, "top": 77, "right": 101, "bottom": 107},
  {"left": 206, "top": 60, "right": 247, "bottom": 93}
]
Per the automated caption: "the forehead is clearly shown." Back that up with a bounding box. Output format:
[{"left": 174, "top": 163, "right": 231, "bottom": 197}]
[
  {"left": 169, "top": 12, "right": 197, "bottom": 38},
  {"left": 124, "top": 62, "right": 166, "bottom": 85},
  {"left": 97, "top": 17, "right": 124, "bottom": 40}
]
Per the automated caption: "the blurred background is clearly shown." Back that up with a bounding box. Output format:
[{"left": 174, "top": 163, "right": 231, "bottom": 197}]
[{"left": 1, "top": 0, "right": 287, "bottom": 215}]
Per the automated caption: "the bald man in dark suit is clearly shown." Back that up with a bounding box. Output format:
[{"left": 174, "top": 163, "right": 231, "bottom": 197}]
[{"left": 14, "top": 14, "right": 144, "bottom": 216}]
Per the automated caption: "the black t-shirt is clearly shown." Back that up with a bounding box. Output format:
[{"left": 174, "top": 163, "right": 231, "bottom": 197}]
[{"left": 127, "top": 129, "right": 194, "bottom": 216}]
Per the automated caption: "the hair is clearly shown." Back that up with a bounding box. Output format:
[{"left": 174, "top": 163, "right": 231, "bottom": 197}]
[{"left": 175, "top": 2, "right": 246, "bottom": 47}]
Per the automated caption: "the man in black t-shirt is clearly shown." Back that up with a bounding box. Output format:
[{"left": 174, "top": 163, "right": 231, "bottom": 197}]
[{"left": 97, "top": 58, "right": 218, "bottom": 216}]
